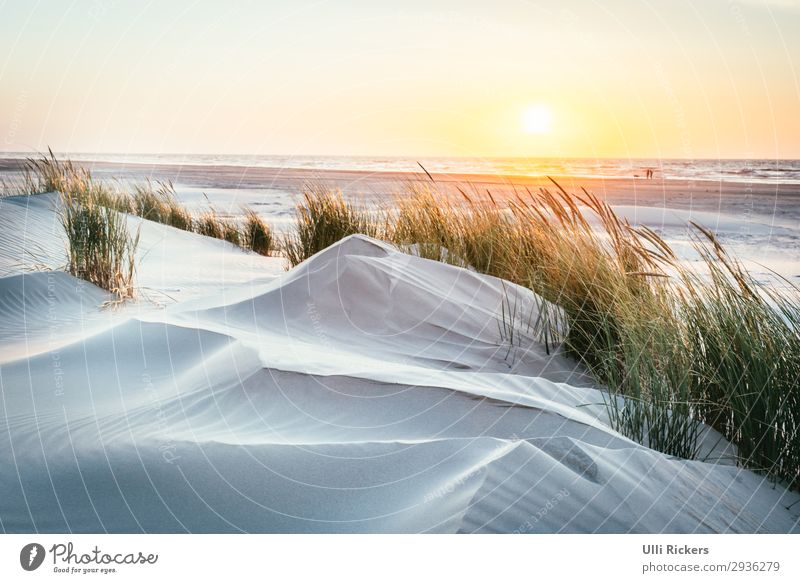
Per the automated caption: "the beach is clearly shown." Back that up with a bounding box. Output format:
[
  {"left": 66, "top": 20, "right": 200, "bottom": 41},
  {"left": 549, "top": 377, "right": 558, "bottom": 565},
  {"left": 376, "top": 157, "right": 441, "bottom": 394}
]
[
  {"left": 4, "top": 156, "right": 798, "bottom": 217},
  {"left": 1, "top": 157, "right": 799, "bottom": 533}
]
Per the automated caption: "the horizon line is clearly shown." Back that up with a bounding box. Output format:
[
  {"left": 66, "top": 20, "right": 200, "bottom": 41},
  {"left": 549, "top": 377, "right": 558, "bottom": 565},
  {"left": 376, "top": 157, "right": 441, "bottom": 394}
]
[{"left": 1, "top": 150, "right": 799, "bottom": 162}]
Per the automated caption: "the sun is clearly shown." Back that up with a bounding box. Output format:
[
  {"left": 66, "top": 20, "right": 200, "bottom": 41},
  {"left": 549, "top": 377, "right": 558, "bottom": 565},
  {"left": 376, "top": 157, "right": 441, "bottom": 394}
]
[{"left": 522, "top": 104, "right": 553, "bottom": 134}]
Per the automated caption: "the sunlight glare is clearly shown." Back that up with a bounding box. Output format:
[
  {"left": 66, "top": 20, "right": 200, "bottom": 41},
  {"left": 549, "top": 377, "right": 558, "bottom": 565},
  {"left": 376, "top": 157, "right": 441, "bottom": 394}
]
[{"left": 522, "top": 104, "right": 553, "bottom": 135}]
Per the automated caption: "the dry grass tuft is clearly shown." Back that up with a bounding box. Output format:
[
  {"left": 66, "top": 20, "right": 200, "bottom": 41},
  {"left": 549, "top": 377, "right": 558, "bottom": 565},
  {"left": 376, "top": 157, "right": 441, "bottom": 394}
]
[
  {"left": 130, "top": 180, "right": 193, "bottom": 231},
  {"left": 241, "top": 207, "right": 274, "bottom": 255},
  {"left": 283, "top": 183, "right": 381, "bottom": 266}
]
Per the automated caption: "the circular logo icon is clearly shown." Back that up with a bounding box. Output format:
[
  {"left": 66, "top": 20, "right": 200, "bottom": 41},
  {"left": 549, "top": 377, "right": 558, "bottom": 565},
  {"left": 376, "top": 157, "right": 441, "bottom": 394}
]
[{"left": 20, "top": 543, "right": 46, "bottom": 571}]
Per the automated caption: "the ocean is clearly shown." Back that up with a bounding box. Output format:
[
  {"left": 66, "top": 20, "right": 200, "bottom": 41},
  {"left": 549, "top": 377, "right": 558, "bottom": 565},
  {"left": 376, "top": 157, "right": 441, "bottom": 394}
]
[{"left": 2, "top": 152, "right": 800, "bottom": 185}]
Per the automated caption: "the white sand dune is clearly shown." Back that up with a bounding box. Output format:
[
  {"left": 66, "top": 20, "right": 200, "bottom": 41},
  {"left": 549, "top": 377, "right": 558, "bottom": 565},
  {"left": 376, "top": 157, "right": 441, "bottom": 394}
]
[{"left": 0, "top": 193, "right": 798, "bottom": 533}]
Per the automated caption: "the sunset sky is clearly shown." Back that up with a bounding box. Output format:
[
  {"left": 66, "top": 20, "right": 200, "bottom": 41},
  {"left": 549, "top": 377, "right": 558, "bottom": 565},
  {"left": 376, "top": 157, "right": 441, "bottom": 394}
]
[{"left": 1, "top": 0, "right": 798, "bottom": 158}]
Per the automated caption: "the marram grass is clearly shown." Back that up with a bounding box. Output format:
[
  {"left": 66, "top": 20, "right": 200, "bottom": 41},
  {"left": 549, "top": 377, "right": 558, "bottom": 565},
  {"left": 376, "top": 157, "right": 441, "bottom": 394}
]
[
  {"left": 15, "top": 151, "right": 140, "bottom": 301},
  {"left": 59, "top": 183, "right": 139, "bottom": 302},
  {"left": 21, "top": 152, "right": 281, "bottom": 302},
  {"left": 242, "top": 207, "right": 275, "bottom": 256},
  {"left": 282, "top": 183, "right": 382, "bottom": 266},
  {"left": 194, "top": 210, "right": 241, "bottom": 246},
  {"left": 130, "top": 180, "right": 193, "bottom": 232}
]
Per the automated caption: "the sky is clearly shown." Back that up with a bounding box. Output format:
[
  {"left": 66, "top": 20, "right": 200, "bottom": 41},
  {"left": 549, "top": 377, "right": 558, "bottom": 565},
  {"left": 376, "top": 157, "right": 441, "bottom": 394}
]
[{"left": 0, "top": 0, "right": 798, "bottom": 159}]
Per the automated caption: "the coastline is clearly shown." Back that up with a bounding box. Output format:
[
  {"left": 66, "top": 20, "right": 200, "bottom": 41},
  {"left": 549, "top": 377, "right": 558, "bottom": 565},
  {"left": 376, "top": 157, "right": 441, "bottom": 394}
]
[{"left": 2, "top": 156, "right": 799, "bottom": 217}]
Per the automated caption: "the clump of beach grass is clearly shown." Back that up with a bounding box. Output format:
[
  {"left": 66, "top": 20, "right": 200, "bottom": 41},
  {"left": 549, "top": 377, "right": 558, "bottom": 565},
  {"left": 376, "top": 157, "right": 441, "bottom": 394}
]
[
  {"left": 20, "top": 148, "right": 93, "bottom": 196},
  {"left": 496, "top": 183, "right": 700, "bottom": 459},
  {"left": 16, "top": 151, "right": 138, "bottom": 301},
  {"left": 130, "top": 180, "right": 193, "bottom": 231},
  {"left": 90, "top": 183, "right": 134, "bottom": 214},
  {"left": 194, "top": 210, "right": 241, "bottom": 246},
  {"left": 388, "top": 183, "right": 520, "bottom": 276},
  {"left": 283, "top": 183, "right": 381, "bottom": 266},
  {"left": 221, "top": 219, "right": 241, "bottom": 246},
  {"left": 58, "top": 182, "right": 139, "bottom": 302},
  {"left": 241, "top": 207, "right": 274, "bottom": 255},
  {"left": 678, "top": 226, "right": 800, "bottom": 489},
  {"left": 390, "top": 184, "right": 465, "bottom": 263},
  {"left": 18, "top": 150, "right": 93, "bottom": 198},
  {"left": 470, "top": 182, "right": 796, "bottom": 484}
]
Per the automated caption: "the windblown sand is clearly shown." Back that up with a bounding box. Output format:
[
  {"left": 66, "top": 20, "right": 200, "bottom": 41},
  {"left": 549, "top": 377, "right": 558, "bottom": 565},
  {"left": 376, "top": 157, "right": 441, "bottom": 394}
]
[{"left": 1, "top": 192, "right": 798, "bottom": 532}]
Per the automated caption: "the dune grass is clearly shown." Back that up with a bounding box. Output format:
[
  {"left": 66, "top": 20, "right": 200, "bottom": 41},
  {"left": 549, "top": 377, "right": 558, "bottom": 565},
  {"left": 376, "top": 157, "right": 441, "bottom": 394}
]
[
  {"left": 286, "top": 181, "right": 800, "bottom": 489},
  {"left": 129, "top": 180, "right": 193, "bottom": 231},
  {"left": 58, "top": 180, "right": 139, "bottom": 302},
  {"left": 462, "top": 184, "right": 701, "bottom": 459},
  {"left": 19, "top": 152, "right": 285, "bottom": 302},
  {"left": 125, "top": 182, "right": 269, "bottom": 251},
  {"left": 15, "top": 148, "right": 93, "bottom": 196},
  {"left": 283, "top": 183, "right": 381, "bottom": 266},
  {"left": 389, "top": 184, "right": 508, "bottom": 269},
  {"left": 20, "top": 152, "right": 281, "bottom": 257},
  {"left": 508, "top": 190, "right": 798, "bottom": 484},
  {"left": 127, "top": 186, "right": 274, "bottom": 252},
  {"left": 12, "top": 151, "right": 139, "bottom": 300},
  {"left": 241, "top": 207, "right": 274, "bottom": 255},
  {"left": 193, "top": 210, "right": 240, "bottom": 246},
  {"left": 679, "top": 227, "right": 800, "bottom": 486}
]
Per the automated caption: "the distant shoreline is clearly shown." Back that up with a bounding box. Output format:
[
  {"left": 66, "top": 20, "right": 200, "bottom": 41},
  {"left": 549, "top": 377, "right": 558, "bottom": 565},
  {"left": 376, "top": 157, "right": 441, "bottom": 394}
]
[
  {"left": 2, "top": 155, "right": 800, "bottom": 187},
  {"left": 3, "top": 156, "right": 799, "bottom": 221}
]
